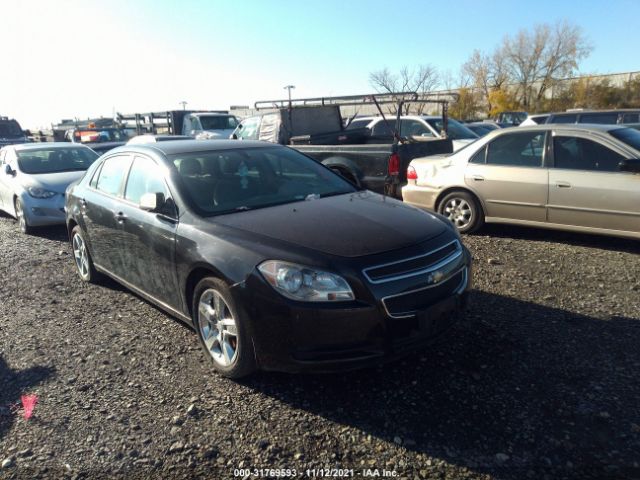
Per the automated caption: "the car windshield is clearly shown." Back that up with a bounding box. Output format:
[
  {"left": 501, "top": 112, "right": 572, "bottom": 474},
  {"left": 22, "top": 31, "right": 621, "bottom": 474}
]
[
  {"left": 0, "top": 120, "right": 23, "bottom": 138},
  {"left": 609, "top": 127, "right": 640, "bottom": 152},
  {"left": 424, "top": 118, "right": 479, "bottom": 140},
  {"left": 199, "top": 116, "right": 239, "bottom": 130},
  {"left": 17, "top": 148, "right": 99, "bottom": 174},
  {"left": 73, "top": 129, "right": 129, "bottom": 143},
  {"left": 171, "top": 146, "right": 357, "bottom": 215}
]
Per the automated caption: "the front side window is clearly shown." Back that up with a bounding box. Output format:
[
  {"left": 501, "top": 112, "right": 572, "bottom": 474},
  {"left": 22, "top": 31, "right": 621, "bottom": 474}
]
[
  {"left": 371, "top": 120, "right": 395, "bottom": 136},
  {"left": 553, "top": 136, "right": 625, "bottom": 172},
  {"left": 236, "top": 117, "right": 260, "bottom": 140},
  {"left": 170, "top": 146, "right": 356, "bottom": 215},
  {"left": 469, "top": 145, "right": 487, "bottom": 164},
  {"left": 199, "top": 115, "right": 239, "bottom": 130},
  {"left": 16, "top": 148, "right": 99, "bottom": 174},
  {"left": 125, "top": 156, "right": 169, "bottom": 204},
  {"left": 401, "top": 120, "right": 431, "bottom": 137},
  {"left": 95, "top": 155, "right": 132, "bottom": 196},
  {"left": 486, "top": 131, "right": 546, "bottom": 167},
  {"left": 424, "top": 118, "right": 478, "bottom": 140}
]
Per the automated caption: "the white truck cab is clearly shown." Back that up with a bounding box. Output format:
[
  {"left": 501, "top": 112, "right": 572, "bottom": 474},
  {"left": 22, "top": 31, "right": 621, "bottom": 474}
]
[{"left": 182, "top": 113, "right": 239, "bottom": 138}]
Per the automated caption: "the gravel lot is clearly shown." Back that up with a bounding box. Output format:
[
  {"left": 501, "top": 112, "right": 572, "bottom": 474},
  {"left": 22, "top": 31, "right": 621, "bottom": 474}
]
[{"left": 1, "top": 212, "right": 639, "bottom": 480}]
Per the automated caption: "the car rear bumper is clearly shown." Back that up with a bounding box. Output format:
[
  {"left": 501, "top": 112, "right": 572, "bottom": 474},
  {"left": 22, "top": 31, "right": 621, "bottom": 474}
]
[
  {"left": 401, "top": 183, "right": 439, "bottom": 211},
  {"left": 234, "top": 248, "right": 472, "bottom": 373}
]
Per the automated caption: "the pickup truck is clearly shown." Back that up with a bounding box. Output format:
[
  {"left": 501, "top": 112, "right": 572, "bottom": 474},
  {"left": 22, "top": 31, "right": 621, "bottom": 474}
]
[
  {"left": 117, "top": 110, "right": 239, "bottom": 139},
  {"left": 231, "top": 94, "right": 455, "bottom": 197},
  {"left": 0, "top": 116, "right": 28, "bottom": 148}
]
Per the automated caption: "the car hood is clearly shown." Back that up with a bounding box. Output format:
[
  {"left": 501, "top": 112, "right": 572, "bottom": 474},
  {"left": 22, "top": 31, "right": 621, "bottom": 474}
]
[
  {"left": 21, "top": 171, "right": 87, "bottom": 194},
  {"left": 211, "top": 191, "right": 448, "bottom": 258}
]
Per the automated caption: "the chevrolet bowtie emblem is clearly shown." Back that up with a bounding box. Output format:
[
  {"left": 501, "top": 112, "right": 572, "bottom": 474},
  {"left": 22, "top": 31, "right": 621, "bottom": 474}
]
[{"left": 428, "top": 270, "right": 445, "bottom": 284}]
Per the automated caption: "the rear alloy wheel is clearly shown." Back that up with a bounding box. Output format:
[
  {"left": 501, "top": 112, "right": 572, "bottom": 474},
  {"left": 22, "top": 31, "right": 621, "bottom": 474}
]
[
  {"left": 193, "top": 277, "right": 256, "bottom": 378},
  {"left": 14, "top": 198, "right": 32, "bottom": 234},
  {"left": 71, "top": 226, "right": 99, "bottom": 283},
  {"left": 438, "top": 191, "right": 484, "bottom": 234}
]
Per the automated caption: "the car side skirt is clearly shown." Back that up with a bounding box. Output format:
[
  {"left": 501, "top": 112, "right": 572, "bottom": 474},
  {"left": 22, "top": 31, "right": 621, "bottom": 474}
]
[{"left": 484, "top": 217, "right": 640, "bottom": 240}]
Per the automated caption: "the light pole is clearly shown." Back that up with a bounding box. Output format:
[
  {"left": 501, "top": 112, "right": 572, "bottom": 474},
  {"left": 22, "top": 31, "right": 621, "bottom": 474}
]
[
  {"left": 284, "top": 85, "right": 295, "bottom": 105},
  {"left": 179, "top": 101, "right": 188, "bottom": 110}
]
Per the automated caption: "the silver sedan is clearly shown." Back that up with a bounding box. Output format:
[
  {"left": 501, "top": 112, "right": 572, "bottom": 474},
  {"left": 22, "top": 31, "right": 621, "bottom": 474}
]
[
  {"left": 0, "top": 143, "right": 99, "bottom": 233},
  {"left": 402, "top": 124, "right": 640, "bottom": 239}
]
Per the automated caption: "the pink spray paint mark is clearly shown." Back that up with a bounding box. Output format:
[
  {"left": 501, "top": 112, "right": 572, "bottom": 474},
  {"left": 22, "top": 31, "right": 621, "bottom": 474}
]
[{"left": 20, "top": 394, "right": 38, "bottom": 420}]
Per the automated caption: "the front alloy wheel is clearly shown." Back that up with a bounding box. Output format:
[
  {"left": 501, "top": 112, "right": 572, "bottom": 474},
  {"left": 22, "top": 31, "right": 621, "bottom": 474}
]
[
  {"left": 71, "top": 226, "right": 99, "bottom": 283},
  {"left": 14, "top": 198, "right": 32, "bottom": 234},
  {"left": 193, "top": 277, "right": 255, "bottom": 378}
]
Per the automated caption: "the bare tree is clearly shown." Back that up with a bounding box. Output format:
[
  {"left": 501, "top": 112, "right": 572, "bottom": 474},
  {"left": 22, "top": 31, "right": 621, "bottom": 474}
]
[
  {"left": 369, "top": 65, "right": 440, "bottom": 113},
  {"left": 502, "top": 21, "right": 592, "bottom": 108}
]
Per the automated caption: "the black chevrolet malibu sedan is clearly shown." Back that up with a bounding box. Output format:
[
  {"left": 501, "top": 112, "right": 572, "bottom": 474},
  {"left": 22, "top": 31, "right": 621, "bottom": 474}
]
[{"left": 65, "top": 140, "right": 472, "bottom": 378}]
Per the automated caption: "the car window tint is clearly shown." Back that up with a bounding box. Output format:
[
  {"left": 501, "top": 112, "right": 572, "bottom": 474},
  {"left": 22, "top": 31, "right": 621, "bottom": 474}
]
[
  {"left": 579, "top": 113, "right": 619, "bottom": 124},
  {"left": 551, "top": 114, "right": 577, "bottom": 124},
  {"left": 553, "top": 136, "right": 625, "bottom": 172},
  {"left": 469, "top": 145, "right": 486, "bottom": 164},
  {"left": 371, "top": 120, "right": 394, "bottom": 136},
  {"left": 95, "top": 155, "right": 131, "bottom": 196},
  {"left": 125, "top": 156, "right": 169, "bottom": 204},
  {"left": 486, "top": 132, "right": 545, "bottom": 167},
  {"left": 237, "top": 117, "right": 260, "bottom": 140},
  {"left": 400, "top": 120, "right": 431, "bottom": 137},
  {"left": 622, "top": 113, "right": 640, "bottom": 123}
]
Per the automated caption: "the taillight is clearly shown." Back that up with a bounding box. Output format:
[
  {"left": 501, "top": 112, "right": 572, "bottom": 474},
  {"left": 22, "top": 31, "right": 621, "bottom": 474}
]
[
  {"left": 388, "top": 153, "right": 400, "bottom": 176},
  {"left": 407, "top": 165, "right": 417, "bottom": 180}
]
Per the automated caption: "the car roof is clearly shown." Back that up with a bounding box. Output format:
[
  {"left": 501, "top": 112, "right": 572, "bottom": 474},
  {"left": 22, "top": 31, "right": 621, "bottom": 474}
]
[
  {"left": 112, "top": 139, "right": 276, "bottom": 156},
  {"left": 12, "top": 142, "right": 92, "bottom": 151},
  {"left": 513, "top": 124, "right": 628, "bottom": 133},
  {"left": 549, "top": 109, "right": 640, "bottom": 115}
]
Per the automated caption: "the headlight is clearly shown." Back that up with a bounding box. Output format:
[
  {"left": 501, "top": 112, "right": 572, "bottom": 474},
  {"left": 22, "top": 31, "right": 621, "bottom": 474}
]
[
  {"left": 258, "top": 261, "right": 355, "bottom": 302},
  {"left": 27, "top": 187, "right": 57, "bottom": 199}
]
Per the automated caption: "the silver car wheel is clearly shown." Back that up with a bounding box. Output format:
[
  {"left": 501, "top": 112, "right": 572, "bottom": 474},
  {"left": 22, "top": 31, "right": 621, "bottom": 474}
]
[
  {"left": 444, "top": 198, "right": 473, "bottom": 229},
  {"left": 198, "top": 289, "right": 238, "bottom": 367},
  {"left": 15, "top": 199, "right": 27, "bottom": 232},
  {"left": 72, "top": 233, "right": 90, "bottom": 280}
]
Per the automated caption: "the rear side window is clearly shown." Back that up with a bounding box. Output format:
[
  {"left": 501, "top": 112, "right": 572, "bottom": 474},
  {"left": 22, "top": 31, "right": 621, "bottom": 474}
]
[
  {"left": 551, "top": 114, "right": 577, "bottom": 124},
  {"left": 95, "top": 155, "right": 132, "bottom": 196},
  {"left": 400, "top": 120, "right": 431, "bottom": 137},
  {"left": 125, "top": 156, "right": 169, "bottom": 204},
  {"left": 371, "top": 120, "right": 395, "bottom": 136},
  {"left": 622, "top": 113, "right": 640, "bottom": 123},
  {"left": 579, "top": 113, "right": 619, "bottom": 124},
  {"left": 486, "top": 132, "right": 546, "bottom": 167},
  {"left": 553, "top": 136, "right": 625, "bottom": 172}
]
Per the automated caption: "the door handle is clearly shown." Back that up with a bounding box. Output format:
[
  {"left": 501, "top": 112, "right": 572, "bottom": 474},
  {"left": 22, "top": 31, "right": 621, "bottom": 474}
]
[
  {"left": 556, "top": 182, "right": 571, "bottom": 188},
  {"left": 471, "top": 175, "right": 485, "bottom": 181},
  {"left": 114, "top": 211, "right": 127, "bottom": 223}
]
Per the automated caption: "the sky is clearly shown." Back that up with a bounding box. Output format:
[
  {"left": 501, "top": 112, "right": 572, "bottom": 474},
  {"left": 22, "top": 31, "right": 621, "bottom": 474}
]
[{"left": 2, "top": 0, "right": 639, "bottom": 128}]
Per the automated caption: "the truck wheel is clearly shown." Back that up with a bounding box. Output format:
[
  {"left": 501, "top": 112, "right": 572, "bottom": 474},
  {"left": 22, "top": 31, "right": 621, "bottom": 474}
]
[
  {"left": 330, "top": 166, "right": 358, "bottom": 186},
  {"left": 437, "top": 191, "right": 484, "bottom": 234}
]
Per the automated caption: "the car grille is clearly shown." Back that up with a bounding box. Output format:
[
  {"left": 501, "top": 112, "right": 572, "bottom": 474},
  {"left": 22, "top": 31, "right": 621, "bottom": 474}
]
[
  {"left": 363, "top": 240, "right": 461, "bottom": 284},
  {"left": 382, "top": 269, "right": 466, "bottom": 318}
]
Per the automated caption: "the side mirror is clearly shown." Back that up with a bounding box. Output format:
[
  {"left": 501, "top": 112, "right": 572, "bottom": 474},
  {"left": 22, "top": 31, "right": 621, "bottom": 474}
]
[
  {"left": 619, "top": 159, "right": 640, "bottom": 174},
  {"left": 140, "top": 192, "right": 165, "bottom": 212},
  {"left": 5, "top": 164, "right": 15, "bottom": 176},
  {"left": 231, "top": 133, "right": 238, "bottom": 140}
]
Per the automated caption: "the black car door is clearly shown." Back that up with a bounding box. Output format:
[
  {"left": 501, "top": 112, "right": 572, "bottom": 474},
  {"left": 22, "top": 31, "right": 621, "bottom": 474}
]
[
  {"left": 118, "top": 155, "right": 181, "bottom": 310},
  {"left": 83, "top": 154, "right": 132, "bottom": 273}
]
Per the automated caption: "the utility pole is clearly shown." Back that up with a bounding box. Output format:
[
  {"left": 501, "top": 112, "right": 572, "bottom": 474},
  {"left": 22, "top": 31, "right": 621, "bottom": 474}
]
[
  {"left": 179, "top": 101, "right": 188, "bottom": 110},
  {"left": 284, "top": 85, "right": 295, "bottom": 106}
]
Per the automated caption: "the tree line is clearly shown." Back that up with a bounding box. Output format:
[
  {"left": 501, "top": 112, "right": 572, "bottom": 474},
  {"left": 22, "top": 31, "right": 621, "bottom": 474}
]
[{"left": 369, "top": 21, "right": 640, "bottom": 120}]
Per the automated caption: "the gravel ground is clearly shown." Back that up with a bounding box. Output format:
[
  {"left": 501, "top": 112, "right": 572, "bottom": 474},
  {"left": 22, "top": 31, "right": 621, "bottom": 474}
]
[{"left": 1, "top": 212, "right": 639, "bottom": 480}]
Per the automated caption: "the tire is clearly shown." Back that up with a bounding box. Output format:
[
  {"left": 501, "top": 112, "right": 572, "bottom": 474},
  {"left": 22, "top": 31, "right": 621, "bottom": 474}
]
[
  {"left": 437, "top": 190, "right": 484, "bottom": 234},
  {"left": 330, "top": 166, "right": 359, "bottom": 186},
  {"left": 192, "top": 277, "right": 256, "bottom": 378},
  {"left": 70, "top": 226, "right": 100, "bottom": 283},
  {"left": 14, "top": 198, "right": 33, "bottom": 234}
]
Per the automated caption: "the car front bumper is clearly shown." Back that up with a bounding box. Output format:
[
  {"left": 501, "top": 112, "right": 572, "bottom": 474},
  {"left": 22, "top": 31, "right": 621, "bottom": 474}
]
[
  {"left": 233, "top": 247, "right": 472, "bottom": 373},
  {"left": 20, "top": 193, "right": 66, "bottom": 227}
]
